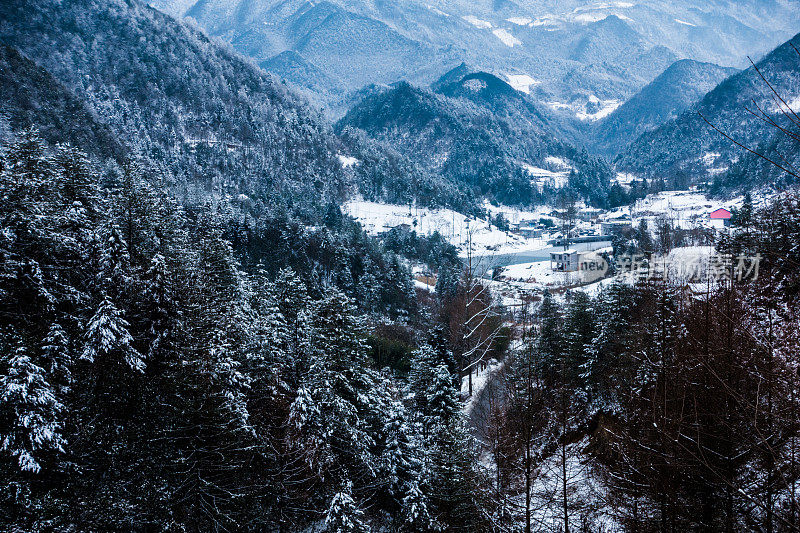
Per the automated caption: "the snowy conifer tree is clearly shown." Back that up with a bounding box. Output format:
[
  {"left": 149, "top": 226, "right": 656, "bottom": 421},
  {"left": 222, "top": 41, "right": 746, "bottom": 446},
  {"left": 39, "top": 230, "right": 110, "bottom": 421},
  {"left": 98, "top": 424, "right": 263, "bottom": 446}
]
[
  {"left": 324, "top": 487, "right": 369, "bottom": 533},
  {"left": 0, "top": 339, "right": 65, "bottom": 474},
  {"left": 82, "top": 296, "right": 144, "bottom": 372},
  {"left": 40, "top": 322, "right": 72, "bottom": 394}
]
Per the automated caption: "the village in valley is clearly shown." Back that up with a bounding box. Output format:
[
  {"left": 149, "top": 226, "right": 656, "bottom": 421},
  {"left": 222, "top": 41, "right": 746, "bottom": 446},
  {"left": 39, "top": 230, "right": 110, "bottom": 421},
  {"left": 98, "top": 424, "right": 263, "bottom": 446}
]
[{"left": 346, "top": 187, "right": 747, "bottom": 308}]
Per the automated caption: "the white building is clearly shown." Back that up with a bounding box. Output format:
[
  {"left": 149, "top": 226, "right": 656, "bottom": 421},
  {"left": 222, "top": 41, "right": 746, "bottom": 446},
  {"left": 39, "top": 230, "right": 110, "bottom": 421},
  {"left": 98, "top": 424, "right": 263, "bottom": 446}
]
[{"left": 550, "top": 249, "right": 579, "bottom": 272}]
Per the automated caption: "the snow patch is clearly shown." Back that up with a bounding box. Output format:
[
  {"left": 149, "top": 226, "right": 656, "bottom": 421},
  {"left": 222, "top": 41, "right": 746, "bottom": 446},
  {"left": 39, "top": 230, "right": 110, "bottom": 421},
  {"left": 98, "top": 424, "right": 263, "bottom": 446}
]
[
  {"left": 426, "top": 4, "right": 449, "bottom": 17},
  {"left": 337, "top": 154, "right": 359, "bottom": 168},
  {"left": 576, "top": 97, "right": 622, "bottom": 122},
  {"left": 574, "top": 12, "right": 607, "bottom": 23},
  {"left": 522, "top": 163, "right": 570, "bottom": 189},
  {"left": 614, "top": 172, "right": 637, "bottom": 187},
  {"left": 531, "top": 15, "right": 560, "bottom": 28},
  {"left": 463, "top": 15, "right": 492, "bottom": 29},
  {"left": 462, "top": 359, "right": 503, "bottom": 411},
  {"left": 504, "top": 73, "right": 540, "bottom": 94},
  {"left": 544, "top": 156, "right": 575, "bottom": 170},
  {"left": 506, "top": 16, "right": 532, "bottom": 25},
  {"left": 700, "top": 152, "right": 721, "bottom": 167},
  {"left": 493, "top": 28, "right": 522, "bottom": 47},
  {"left": 770, "top": 95, "right": 800, "bottom": 113},
  {"left": 463, "top": 78, "right": 488, "bottom": 92}
]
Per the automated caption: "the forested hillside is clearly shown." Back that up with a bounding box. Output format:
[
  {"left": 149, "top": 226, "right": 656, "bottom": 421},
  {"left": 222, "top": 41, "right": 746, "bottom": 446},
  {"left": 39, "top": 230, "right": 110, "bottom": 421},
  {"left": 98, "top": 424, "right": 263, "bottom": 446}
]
[
  {"left": 591, "top": 59, "right": 738, "bottom": 157},
  {"left": 617, "top": 32, "right": 800, "bottom": 191},
  {"left": 0, "top": 131, "right": 497, "bottom": 530},
  {"left": 337, "top": 79, "right": 621, "bottom": 208},
  {"left": 0, "top": 0, "right": 348, "bottom": 218},
  {"left": 0, "top": 46, "right": 126, "bottom": 162},
  {"left": 3, "top": 0, "right": 800, "bottom": 530}
]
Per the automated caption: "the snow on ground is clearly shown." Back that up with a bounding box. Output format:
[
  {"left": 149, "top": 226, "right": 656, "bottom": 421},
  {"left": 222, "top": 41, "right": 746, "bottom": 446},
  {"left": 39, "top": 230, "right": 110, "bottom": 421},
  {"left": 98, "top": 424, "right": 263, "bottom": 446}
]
[
  {"left": 462, "top": 15, "right": 492, "bottom": 28},
  {"left": 463, "top": 78, "right": 488, "bottom": 92},
  {"left": 497, "top": 260, "right": 578, "bottom": 286},
  {"left": 504, "top": 73, "right": 540, "bottom": 94},
  {"left": 545, "top": 156, "right": 575, "bottom": 170},
  {"left": 660, "top": 246, "right": 716, "bottom": 281},
  {"left": 426, "top": 4, "right": 449, "bottom": 17},
  {"left": 506, "top": 16, "right": 532, "bottom": 25},
  {"left": 481, "top": 200, "right": 556, "bottom": 225},
  {"left": 701, "top": 151, "right": 721, "bottom": 166},
  {"left": 767, "top": 94, "right": 800, "bottom": 114},
  {"left": 522, "top": 164, "right": 570, "bottom": 189},
  {"left": 576, "top": 96, "right": 622, "bottom": 122},
  {"left": 547, "top": 96, "right": 621, "bottom": 122},
  {"left": 462, "top": 358, "right": 504, "bottom": 411},
  {"left": 493, "top": 28, "right": 522, "bottom": 47},
  {"left": 531, "top": 15, "right": 561, "bottom": 29},
  {"left": 573, "top": 11, "right": 608, "bottom": 23},
  {"left": 492, "top": 248, "right": 610, "bottom": 294},
  {"left": 337, "top": 154, "right": 359, "bottom": 168},
  {"left": 521, "top": 437, "right": 622, "bottom": 532},
  {"left": 546, "top": 101, "right": 573, "bottom": 112},
  {"left": 629, "top": 190, "right": 743, "bottom": 229},
  {"left": 614, "top": 172, "right": 637, "bottom": 187},
  {"left": 344, "top": 199, "right": 553, "bottom": 257}
]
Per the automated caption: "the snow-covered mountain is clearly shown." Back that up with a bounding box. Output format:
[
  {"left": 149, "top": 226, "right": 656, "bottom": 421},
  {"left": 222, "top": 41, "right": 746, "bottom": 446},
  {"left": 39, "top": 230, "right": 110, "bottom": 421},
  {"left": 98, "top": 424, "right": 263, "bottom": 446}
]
[
  {"left": 591, "top": 59, "right": 739, "bottom": 157},
  {"left": 152, "top": 0, "right": 800, "bottom": 119},
  {"left": 336, "top": 76, "right": 617, "bottom": 207},
  {"left": 617, "top": 31, "right": 800, "bottom": 192}
]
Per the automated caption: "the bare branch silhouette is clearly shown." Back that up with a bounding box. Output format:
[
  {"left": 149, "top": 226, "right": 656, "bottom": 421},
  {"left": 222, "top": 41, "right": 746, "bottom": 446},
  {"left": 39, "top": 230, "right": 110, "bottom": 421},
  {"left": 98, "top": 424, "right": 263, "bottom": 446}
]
[
  {"left": 748, "top": 56, "right": 800, "bottom": 129},
  {"left": 698, "top": 112, "right": 800, "bottom": 180}
]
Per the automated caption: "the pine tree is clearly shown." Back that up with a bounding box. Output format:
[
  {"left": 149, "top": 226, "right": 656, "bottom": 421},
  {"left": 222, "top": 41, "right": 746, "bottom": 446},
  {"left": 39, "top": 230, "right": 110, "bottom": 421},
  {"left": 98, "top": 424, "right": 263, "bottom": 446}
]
[
  {"left": 401, "top": 480, "right": 434, "bottom": 532},
  {"left": 583, "top": 281, "right": 633, "bottom": 409},
  {"left": 427, "top": 364, "right": 460, "bottom": 428},
  {"left": 273, "top": 267, "right": 311, "bottom": 361},
  {"left": 40, "top": 322, "right": 72, "bottom": 394},
  {"left": 379, "top": 394, "right": 424, "bottom": 511},
  {"left": 324, "top": 487, "right": 369, "bottom": 533},
  {"left": 536, "top": 290, "right": 562, "bottom": 381},
  {"left": 0, "top": 337, "right": 65, "bottom": 474},
  {"left": 82, "top": 296, "right": 144, "bottom": 372}
]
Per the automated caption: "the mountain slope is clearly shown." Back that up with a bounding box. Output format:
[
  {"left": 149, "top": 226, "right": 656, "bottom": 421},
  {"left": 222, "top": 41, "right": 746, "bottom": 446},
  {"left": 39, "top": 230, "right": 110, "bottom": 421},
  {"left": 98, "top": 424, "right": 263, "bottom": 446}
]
[
  {"left": 616, "top": 32, "right": 800, "bottom": 186},
  {"left": 0, "top": 45, "right": 126, "bottom": 161},
  {"left": 337, "top": 81, "right": 615, "bottom": 207},
  {"left": 259, "top": 50, "right": 345, "bottom": 105},
  {"left": 153, "top": 0, "right": 800, "bottom": 123},
  {"left": 0, "top": 0, "right": 348, "bottom": 216},
  {"left": 592, "top": 59, "right": 738, "bottom": 157}
]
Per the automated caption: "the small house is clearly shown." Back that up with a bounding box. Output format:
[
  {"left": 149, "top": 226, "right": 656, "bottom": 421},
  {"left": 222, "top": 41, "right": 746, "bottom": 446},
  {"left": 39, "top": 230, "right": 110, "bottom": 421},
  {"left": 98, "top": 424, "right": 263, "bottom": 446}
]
[
  {"left": 600, "top": 220, "right": 632, "bottom": 236},
  {"left": 551, "top": 249, "right": 579, "bottom": 272},
  {"left": 709, "top": 208, "right": 732, "bottom": 229},
  {"left": 518, "top": 226, "right": 543, "bottom": 239}
]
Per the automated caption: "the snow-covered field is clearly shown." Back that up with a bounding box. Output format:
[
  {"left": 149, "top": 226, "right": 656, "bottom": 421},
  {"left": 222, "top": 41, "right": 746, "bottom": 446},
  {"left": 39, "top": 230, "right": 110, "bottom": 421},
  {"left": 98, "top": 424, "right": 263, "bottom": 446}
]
[
  {"left": 504, "top": 73, "right": 540, "bottom": 94},
  {"left": 547, "top": 95, "right": 622, "bottom": 122},
  {"left": 623, "top": 190, "right": 745, "bottom": 230},
  {"left": 493, "top": 28, "right": 522, "bottom": 47},
  {"left": 462, "top": 15, "right": 492, "bottom": 28},
  {"left": 344, "top": 199, "right": 556, "bottom": 257}
]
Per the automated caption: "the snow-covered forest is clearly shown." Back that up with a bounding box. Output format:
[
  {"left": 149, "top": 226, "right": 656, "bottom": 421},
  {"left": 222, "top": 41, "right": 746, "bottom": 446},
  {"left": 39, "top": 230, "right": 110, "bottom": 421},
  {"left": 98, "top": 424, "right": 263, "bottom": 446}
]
[{"left": 3, "top": 0, "right": 800, "bottom": 531}]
